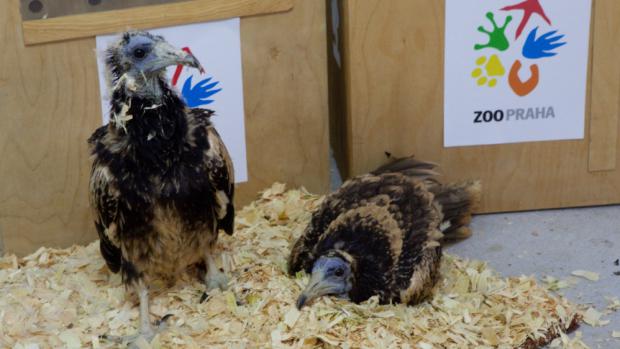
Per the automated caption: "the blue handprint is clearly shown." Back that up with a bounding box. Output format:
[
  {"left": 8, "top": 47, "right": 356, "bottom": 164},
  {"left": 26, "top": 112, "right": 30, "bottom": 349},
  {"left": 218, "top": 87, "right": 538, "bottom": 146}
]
[
  {"left": 182, "top": 76, "right": 222, "bottom": 107},
  {"left": 522, "top": 27, "right": 566, "bottom": 59}
]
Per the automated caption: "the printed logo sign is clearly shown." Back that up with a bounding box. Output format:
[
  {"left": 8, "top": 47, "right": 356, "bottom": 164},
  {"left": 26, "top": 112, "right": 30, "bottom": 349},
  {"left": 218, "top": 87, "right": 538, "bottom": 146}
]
[
  {"left": 444, "top": 0, "right": 592, "bottom": 147},
  {"left": 95, "top": 19, "right": 248, "bottom": 182}
]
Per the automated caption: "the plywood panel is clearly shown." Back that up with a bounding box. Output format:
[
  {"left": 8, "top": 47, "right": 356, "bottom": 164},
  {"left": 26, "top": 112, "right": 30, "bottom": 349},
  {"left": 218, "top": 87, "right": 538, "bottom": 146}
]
[
  {"left": 0, "top": 1, "right": 101, "bottom": 255},
  {"left": 22, "top": 0, "right": 294, "bottom": 45},
  {"left": 1, "top": 0, "right": 328, "bottom": 255},
  {"left": 589, "top": 0, "right": 620, "bottom": 171},
  {"left": 235, "top": 0, "right": 330, "bottom": 204},
  {"left": 339, "top": 0, "right": 620, "bottom": 213}
]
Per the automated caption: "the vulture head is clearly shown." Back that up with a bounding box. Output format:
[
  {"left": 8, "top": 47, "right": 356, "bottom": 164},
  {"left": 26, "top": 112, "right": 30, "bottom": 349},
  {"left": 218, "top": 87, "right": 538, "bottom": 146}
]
[
  {"left": 296, "top": 251, "right": 354, "bottom": 309},
  {"left": 105, "top": 31, "right": 203, "bottom": 96}
]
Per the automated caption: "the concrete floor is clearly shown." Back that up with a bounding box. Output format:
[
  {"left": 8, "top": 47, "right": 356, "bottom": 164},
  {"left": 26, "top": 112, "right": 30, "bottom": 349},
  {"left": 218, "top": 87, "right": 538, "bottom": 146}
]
[{"left": 445, "top": 206, "right": 620, "bottom": 348}]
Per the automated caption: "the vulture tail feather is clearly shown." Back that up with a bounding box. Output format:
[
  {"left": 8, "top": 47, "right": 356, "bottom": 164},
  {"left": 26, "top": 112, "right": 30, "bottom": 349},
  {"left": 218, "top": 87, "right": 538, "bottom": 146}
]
[
  {"left": 434, "top": 180, "right": 482, "bottom": 240},
  {"left": 371, "top": 156, "right": 439, "bottom": 180},
  {"left": 372, "top": 155, "right": 481, "bottom": 240}
]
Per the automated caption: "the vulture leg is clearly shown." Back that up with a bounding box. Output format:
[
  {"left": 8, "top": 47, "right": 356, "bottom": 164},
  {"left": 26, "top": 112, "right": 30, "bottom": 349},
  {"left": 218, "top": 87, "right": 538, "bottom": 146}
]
[
  {"left": 100, "top": 282, "right": 172, "bottom": 346},
  {"left": 204, "top": 249, "right": 229, "bottom": 291}
]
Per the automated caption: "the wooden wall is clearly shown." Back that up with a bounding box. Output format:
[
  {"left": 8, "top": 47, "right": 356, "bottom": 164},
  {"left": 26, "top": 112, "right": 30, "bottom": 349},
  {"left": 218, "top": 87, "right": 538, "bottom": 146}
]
[
  {"left": 337, "top": 0, "right": 620, "bottom": 213},
  {"left": 0, "top": 0, "right": 329, "bottom": 255},
  {"left": 237, "top": 0, "right": 329, "bottom": 204}
]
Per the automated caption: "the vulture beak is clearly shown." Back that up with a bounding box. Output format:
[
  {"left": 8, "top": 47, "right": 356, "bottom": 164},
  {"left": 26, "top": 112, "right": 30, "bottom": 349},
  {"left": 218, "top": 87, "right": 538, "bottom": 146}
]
[
  {"left": 296, "top": 270, "right": 341, "bottom": 309},
  {"left": 178, "top": 50, "right": 205, "bottom": 74},
  {"left": 152, "top": 41, "right": 205, "bottom": 73}
]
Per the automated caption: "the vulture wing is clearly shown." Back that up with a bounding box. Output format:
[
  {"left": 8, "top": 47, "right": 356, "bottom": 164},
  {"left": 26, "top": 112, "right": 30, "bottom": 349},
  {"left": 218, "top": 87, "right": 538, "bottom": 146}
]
[
  {"left": 288, "top": 156, "right": 441, "bottom": 276},
  {"left": 89, "top": 158, "right": 122, "bottom": 274},
  {"left": 192, "top": 109, "right": 235, "bottom": 235}
]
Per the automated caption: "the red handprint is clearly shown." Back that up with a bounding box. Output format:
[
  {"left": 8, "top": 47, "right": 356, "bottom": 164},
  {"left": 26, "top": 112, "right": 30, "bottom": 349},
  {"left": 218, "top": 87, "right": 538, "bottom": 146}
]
[{"left": 501, "top": 0, "right": 551, "bottom": 39}]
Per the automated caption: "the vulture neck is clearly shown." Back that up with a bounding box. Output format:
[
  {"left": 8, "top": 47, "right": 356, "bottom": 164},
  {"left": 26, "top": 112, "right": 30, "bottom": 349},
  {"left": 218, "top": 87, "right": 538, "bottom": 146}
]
[{"left": 108, "top": 75, "right": 189, "bottom": 167}]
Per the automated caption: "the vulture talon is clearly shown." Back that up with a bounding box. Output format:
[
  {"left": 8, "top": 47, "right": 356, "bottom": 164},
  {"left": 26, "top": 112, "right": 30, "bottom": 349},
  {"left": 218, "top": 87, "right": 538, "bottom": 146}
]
[
  {"left": 156, "top": 314, "right": 174, "bottom": 327},
  {"left": 199, "top": 291, "right": 209, "bottom": 303}
]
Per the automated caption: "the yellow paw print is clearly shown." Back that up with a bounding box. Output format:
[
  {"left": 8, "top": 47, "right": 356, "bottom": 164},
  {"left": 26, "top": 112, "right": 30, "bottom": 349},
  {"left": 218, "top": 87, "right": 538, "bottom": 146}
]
[{"left": 471, "top": 54, "right": 505, "bottom": 88}]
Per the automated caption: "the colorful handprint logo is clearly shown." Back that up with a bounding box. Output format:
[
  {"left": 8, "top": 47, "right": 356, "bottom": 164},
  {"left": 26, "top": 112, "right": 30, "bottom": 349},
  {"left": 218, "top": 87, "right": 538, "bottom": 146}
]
[
  {"left": 172, "top": 47, "right": 223, "bottom": 107},
  {"left": 471, "top": 0, "right": 566, "bottom": 97}
]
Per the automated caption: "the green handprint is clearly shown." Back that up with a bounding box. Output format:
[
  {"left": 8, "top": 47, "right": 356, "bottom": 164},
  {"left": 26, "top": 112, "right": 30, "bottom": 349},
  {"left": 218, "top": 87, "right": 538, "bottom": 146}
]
[{"left": 474, "top": 12, "right": 512, "bottom": 52}]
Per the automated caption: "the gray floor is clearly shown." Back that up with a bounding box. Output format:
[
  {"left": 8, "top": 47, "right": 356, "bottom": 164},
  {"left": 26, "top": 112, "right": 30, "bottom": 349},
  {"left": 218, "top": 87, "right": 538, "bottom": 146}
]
[{"left": 445, "top": 206, "right": 620, "bottom": 348}]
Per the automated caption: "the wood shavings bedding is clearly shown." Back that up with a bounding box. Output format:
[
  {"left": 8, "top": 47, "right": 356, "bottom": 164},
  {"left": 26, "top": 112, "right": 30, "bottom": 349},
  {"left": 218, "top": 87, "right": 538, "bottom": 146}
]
[{"left": 0, "top": 184, "right": 585, "bottom": 349}]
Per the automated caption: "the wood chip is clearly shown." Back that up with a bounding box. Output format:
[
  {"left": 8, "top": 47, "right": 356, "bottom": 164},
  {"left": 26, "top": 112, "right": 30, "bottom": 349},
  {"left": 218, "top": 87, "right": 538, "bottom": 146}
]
[
  {"left": 542, "top": 275, "right": 573, "bottom": 291},
  {"left": 582, "top": 307, "right": 609, "bottom": 327},
  {"left": 571, "top": 270, "right": 600, "bottom": 282},
  {"left": 0, "top": 183, "right": 585, "bottom": 349},
  {"left": 606, "top": 297, "right": 620, "bottom": 313},
  {"left": 549, "top": 331, "right": 590, "bottom": 349},
  {"left": 283, "top": 307, "right": 301, "bottom": 328}
]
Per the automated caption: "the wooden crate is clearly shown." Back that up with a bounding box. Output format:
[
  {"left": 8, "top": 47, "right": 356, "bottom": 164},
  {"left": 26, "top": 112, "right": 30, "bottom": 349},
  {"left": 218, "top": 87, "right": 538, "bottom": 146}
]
[
  {"left": 331, "top": 0, "right": 620, "bottom": 213},
  {"left": 0, "top": 0, "right": 329, "bottom": 255}
]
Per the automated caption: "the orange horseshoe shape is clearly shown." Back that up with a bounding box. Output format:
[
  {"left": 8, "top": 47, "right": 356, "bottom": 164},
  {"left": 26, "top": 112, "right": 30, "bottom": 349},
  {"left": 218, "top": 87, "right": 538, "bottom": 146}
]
[{"left": 508, "top": 59, "right": 539, "bottom": 97}]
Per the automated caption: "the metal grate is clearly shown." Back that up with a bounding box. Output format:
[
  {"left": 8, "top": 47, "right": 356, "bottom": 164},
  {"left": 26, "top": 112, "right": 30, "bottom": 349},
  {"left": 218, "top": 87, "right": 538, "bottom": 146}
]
[{"left": 20, "top": 0, "right": 193, "bottom": 20}]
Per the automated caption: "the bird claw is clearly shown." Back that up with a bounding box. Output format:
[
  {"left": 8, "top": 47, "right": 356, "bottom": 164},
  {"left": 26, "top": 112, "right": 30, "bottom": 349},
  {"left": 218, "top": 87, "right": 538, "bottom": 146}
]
[
  {"left": 156, "top": 313, "right": 174, "bottom": 327},
  {"left": 199, "top": 271, "right": 229, "bottom": 304},
  {"left": 99, "top": 314, "right": 173, "bottom": 346}
]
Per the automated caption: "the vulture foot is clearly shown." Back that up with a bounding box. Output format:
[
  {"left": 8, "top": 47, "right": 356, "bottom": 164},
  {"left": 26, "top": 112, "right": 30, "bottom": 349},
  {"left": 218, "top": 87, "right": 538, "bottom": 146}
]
[
  {"left": 100, "top": 314, "right": 173, "bottom": 348},
  {"left": 206, "top": 270, "right": 229, "bottom": 291}
]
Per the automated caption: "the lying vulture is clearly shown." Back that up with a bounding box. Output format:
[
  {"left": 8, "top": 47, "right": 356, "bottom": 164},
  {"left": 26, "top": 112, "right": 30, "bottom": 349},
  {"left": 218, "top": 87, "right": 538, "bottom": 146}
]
[
  {"left": 88, "top": 31, "right": 234, "bottom": 344},
  {"left": 288, "top": 157, "right": 481, "bottom": 309}
]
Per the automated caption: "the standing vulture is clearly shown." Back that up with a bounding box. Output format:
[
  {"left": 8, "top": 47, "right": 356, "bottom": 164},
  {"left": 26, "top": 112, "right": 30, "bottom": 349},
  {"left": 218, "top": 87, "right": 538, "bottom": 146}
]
[
  {"left": 88, "top": 31, "right": 234, "bottom": 344},
  {"left": 289, "top": 157, "right": 481, "bottom": 309}
]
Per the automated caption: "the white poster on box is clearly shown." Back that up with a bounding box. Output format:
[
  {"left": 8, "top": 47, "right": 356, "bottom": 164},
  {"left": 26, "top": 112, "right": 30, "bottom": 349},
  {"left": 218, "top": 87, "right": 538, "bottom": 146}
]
[
  {"left": 95, "top": 19, "right": 248, "bottom": 183},
  {"left": 444, "top": 0, "right": 592, "bottom": 147}
]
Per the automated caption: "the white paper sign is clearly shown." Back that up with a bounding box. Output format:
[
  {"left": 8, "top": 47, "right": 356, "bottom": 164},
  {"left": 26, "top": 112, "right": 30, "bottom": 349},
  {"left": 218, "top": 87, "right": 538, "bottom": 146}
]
[
  {"left": 444, "top": 0, "right": 591, "bottom": 147},
  {"left": 96, "top": 19, "right": 248, "bottom": 182}
]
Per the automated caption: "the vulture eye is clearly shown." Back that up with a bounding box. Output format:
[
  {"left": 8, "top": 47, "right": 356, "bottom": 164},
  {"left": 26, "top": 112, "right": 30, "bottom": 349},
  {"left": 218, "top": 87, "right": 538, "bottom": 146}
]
[
  {"left": 334, "top": 268, "right": 344, "bottom": 277},
  {"left": 133, "top": 48, "right": 147, "bottom": 59}
]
